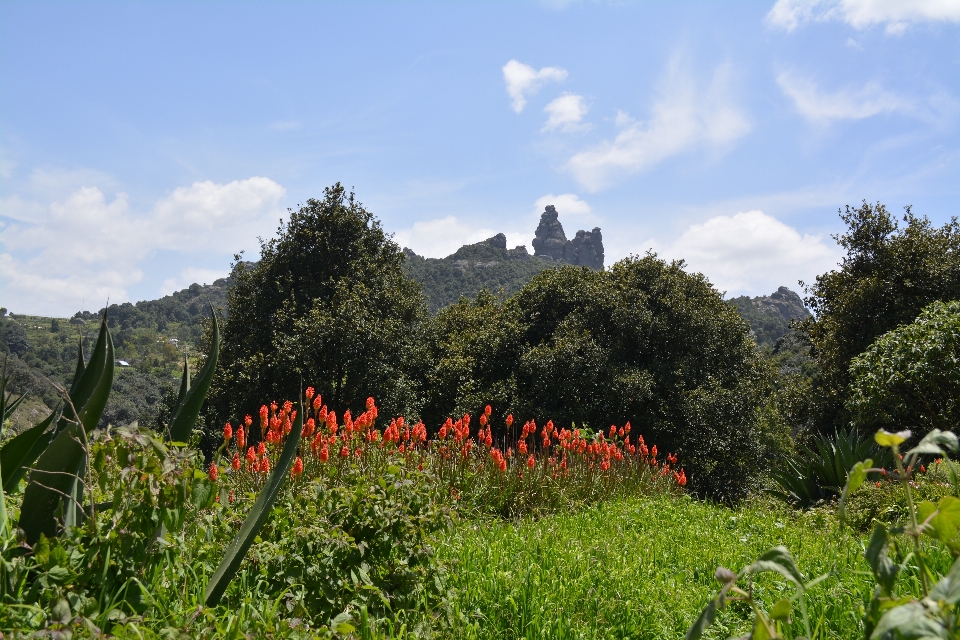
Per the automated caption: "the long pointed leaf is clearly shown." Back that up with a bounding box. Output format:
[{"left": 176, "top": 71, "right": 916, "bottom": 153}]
[
  {"left": 56, "top": 317, "right": 109, "bottom": 435},
  {"left": 76, "top": 329, "right": 113, "bottom": 432},
  {"left": 205, "top": 399, "right": 302, "bottom": 606},
  {"left": 175, "top": 355, "right": 190, "bottom": 408},
  {"left": 0, "top": 410, "right": 57, "bottom": 493},
  {"left": 168, "top": 308, "right": 219, "bottom": 442},
  {"left": 19, "top": 422, "right": 87, "bottom": 544},
  {"left": 69, "top": 337, "right": 85, "bottom": 396},
  {"left": 2, "top": 392, "right": 26, "bottom": 424}
]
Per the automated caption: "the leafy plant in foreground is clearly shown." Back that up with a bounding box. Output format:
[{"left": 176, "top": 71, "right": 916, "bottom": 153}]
[{"left": 689, "top": 428, "right": 960, "bottom": 639}]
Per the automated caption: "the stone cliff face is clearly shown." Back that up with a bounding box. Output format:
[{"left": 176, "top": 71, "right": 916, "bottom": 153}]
[
  {"left": 532, "top": 205, "right": 604, "bottom": 269},
  {"left": 753, "top": 286, "right": 810, "bottom": 321}
]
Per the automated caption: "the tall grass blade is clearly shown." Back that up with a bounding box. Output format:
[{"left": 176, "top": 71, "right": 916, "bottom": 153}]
[
  {"left": 205, "top": 399, "right": 302, "bottom": 606},
  {"left": 168, "top": 307, "right": 218, "bottom": 443}
]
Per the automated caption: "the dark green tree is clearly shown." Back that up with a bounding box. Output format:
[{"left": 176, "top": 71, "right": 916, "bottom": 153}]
[
  {"left": 423, "top": 256, "right": 776, "bottom": 502},
  {"left": 204, "top": 184, "right": 427, "bottom": 446},
  {"left": 800, "top": 202, "right": 960, "bottom": 435}
]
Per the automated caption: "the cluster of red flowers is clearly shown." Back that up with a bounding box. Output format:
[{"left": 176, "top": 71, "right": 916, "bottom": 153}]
[{"left": 210, "top": 390, "right": 687, "bottom": 491}]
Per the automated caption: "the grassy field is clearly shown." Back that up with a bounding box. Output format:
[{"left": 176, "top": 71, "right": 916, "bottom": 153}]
[{"left": 437, "top": 493, "right": 954, "bottom": 640}]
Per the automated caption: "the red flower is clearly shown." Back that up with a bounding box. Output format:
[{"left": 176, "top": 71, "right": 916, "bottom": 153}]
[
  {"left": 259, "top": 456, "right": 270, "bottom": 473},
  {"left": 259, "top": 405, "right": 269, "bottom": 427},
  {"left": 208, "top": 462, "right": 219, "bottom": 482},
  {"left": 304, "top": 418, "right": 316, "bottom": 438},
  {"left": 367, "top": 396, "right": 376, "bottom": 410},
  {"left": 506, "top": 414, "right": 514, "bottom": 428},
  {"left": 327, "top": 411, "right": 337, "bottom": 429},
  {"left": 291, "top": 456, "right": 304, "bottom": 477},
  {"left": 319, "top": 446, "right": 329, "bottom": 462},
  {"left": 236, "top": 426, "right": 246, "bottom": 450},
  {"left": 305, "top": 387, "right": 315, "bottom": 402},
  {"left": 527, "top": 454, "right": 535, "bottom": 469},
  {"left": 339, "top": 445, "right": 350, "bottom": 458},
  {"left": 257, "top": 442, "right": 266, "bottom": 456},
  {"left": 246, "top": 446, "right": 256, "bottom": 465},
  {"left": 223, "top": 422, "right": 233, "bottom": 442},
  {"left": 479, "top": 414, "right": 487, "bottom": 427},
  {"left": 484, "top": 404, "right": 492, "bottom": 417},
  {"left": 232, "top": 452, "right": 241, "bottom": 470},
  {"left": 244, "top": 414, "right": 253, "bottom": 428}
]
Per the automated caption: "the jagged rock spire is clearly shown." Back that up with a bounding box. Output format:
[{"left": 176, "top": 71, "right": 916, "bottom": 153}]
[{"left": 532, "top": 205, "right": 604, "bottom": 269}]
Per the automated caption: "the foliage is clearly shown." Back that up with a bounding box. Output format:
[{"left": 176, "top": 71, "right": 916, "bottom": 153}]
[
  {"left": 402, "top": 242, "right": 556, "bottom": 314},
  {"left": 727, "top": 295, "right": 792, "bottom": 349},
  {"left": 689, "top": 428, "right": 960, "bottom": 640},
  {"left": 206, "top": 183, "right": 428, "bottom": 452},
  {"left": 769, "top": 426, "right": 892, "bottom": 508},
  {"left": 800, "top": 202, "right": 960, "bottom": 435},
  {"left": 422, "top": 256, "right": 774, "bottom": 502},
  {"left": 442, "top": 494, "right": 884, "bottom": 639},
  {"left": 848, "top": 299, "right": 960, "bottom": 436}
]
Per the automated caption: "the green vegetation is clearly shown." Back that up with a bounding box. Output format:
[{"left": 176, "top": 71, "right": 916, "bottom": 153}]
[
  {"left": 402, "top": 240, "right": 556, "bottom": 314},
  {"left": 848, "top": 300, "right": 960, "bottom": 436},
  {"left": 7, "top": 189, "right": 960, "bottom": 638}
]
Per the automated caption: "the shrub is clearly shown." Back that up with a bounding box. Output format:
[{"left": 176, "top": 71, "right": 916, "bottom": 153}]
[
  {"left": 848, "top": 299, "right": 960, "bottom": 436},
  {"left": 769, "top": 427, "right": 892, "bottom": 508},
  {"left": 423, "top": 256, "right": 771, "bottom": 502}
]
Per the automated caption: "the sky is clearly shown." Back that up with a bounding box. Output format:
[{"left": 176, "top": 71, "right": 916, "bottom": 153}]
[{"left": 1, "top": 0, "right": 958, "bottom": 317}]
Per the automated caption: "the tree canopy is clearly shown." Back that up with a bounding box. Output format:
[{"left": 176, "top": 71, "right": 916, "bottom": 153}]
[
  {"left": 422, "top": 256, "right": 775, "bottom": 501},
  {"left": 205, "top": 184, "right": 427, "bottom": 445},
  {"left": 800, "top": 201, "right": 960, "bottom": 434}
]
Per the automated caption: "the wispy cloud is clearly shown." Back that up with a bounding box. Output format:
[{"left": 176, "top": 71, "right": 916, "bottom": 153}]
[
  {"left": 777, "top": 71, "right": 911, "bottom": 122},
  {"left": 502, "top": 60, "right": 568, "bottom": 113},
  {"left": 542, "top": 93, "right": 591, "bottom": 133},
  {"left": 767, "top": 0, "right": 960, "bottom": 35},
  {"left": 160, "top": 267, "right": 230, "bottom": 296},
  {"left": 566, "top": 59, "right": 750, "bottom": 191},
  {"left": 0, "top": 176, "right": 286, "bottom": 316}
]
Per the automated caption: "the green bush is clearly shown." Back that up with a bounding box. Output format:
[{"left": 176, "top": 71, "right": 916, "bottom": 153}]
[
  {"left": 848, "top": 299, "right": 960, "bottom": 436},
  {"left": 423, "top": 256, "right": 772, "bottom": 502},
  {"left": 769, "top": 427, "right": 892, "bottom": 508}
]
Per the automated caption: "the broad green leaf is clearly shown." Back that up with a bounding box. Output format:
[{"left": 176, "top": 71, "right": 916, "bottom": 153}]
[
  {"left": 921, "top": 496, "right": 960, "bottom": 551},
  {"left": 770, "top": 598, "right": 792, "bottom": 621},
  {"left": 190, "top": 478, "right": 216, "bottom": 510},
  {"left": 752, "top": 613, "right": 774, "bottom": 640},
  {"left": 870, "top": 601, "right": 945, "bottom": 639},
  {"left": 0, "top": 410, "right": 57, "bottom": 493},
  {"left": 875, "top": 429, "right": 911, "bottom": 448},
  {"left": 907, "top": 429, "right": 959, "bottom": 458},
  {"left": 19, "top": 422, "right": 87, "bottom": 544},
  {"left": 745, "top": 546, "right": 804, "bottom": 587},
  {"left": 930, "top": 556, "right": 960, "bottom": 605},
  {"left": 685, "top": 597, "right": 718, "bottom": 640},
  {"left": 168, "top": 308, "right": 219, "bottom": 442},
  {"left": 204, "top": 397, "right": 302, "bottom": 606},
  {"left": 840, "top": 458, "right": 872, "bottom": 527},
  {"left": 865, "top": 524, "right": 899, "bottom": 596}
]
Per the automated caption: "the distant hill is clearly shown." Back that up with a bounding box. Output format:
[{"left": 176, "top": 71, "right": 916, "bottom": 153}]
[
  {"left": 727, "top": 286, "right": 811, "bottom": 349},
  {"left": 402, "top": 235, "right": 559, "bottom": 313}
]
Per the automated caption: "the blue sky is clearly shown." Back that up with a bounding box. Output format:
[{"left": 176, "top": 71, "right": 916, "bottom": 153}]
[{"left": 2, "top": 1, "right": 958, "bottom": 317}]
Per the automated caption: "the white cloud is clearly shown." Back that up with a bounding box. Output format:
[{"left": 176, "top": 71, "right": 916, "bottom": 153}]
[
  {"left": 567, "top": 60, "right": 750, "bottom": 191},
  {"left": 393, "top": 216, "right": 529, "bottom": 259},
  {"left": 502, "top": 60, "right": 568, "bottom": 113},
  {"left": 777, "top": 72, "right": 913, "bottom": 122},
  {"left": 0, "top": 176, "right": 285, "bottom": 316},
  {"left": 542, "top": 93, "right": 591, "bottom": 133},
  {"left": 659, "top": 210, "right": 841, "bottom": 296},
  {"left": 767, "top": 0, "right": 960, "bottom": 34},
  {"left": 532, "top": 193, "right": 596, "bottom": 225},
  {"left": 160, "top": 267, "right": 230, "bottom": 296}
]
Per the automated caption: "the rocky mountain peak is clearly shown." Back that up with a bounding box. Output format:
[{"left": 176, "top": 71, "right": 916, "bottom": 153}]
[
  {"left": 753, "top": 286, "right": 810, "bottom": 321},
  {"left": 532, "top": 205, "right": 604, "bottom": 269}
]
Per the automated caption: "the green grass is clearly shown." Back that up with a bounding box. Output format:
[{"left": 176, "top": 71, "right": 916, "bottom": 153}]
[{"left": 437, "top": 493, "right": 953, "bottom": 639}]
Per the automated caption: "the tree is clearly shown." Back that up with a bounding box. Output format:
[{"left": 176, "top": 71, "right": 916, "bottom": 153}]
[
  {"left": 848, "top": 300, "right": 960, "bottom": 435},
  {"left": 422, "top": 256, "right": 776, "bottom": 502},
  {"left": 204, "top": 184, "right": 427, "bottom": 447},
  {"left": 800, "top": 202, "right": 960, "bottom": 434}
]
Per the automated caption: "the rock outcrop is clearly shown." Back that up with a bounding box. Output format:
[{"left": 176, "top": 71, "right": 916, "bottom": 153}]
[
  {"left": 532, "top": 205, "right": 604, "bottom": 269},
  {"left": 753, "top": 286, "right": 810, "bottom": 321},
  {"left": 532, "top": 205, "right": 568, "bottom": 261}
]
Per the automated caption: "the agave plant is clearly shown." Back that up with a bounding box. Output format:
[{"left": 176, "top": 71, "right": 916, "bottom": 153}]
[{"left": 769, "top": 427, "right": 893, "bottom": 508}]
